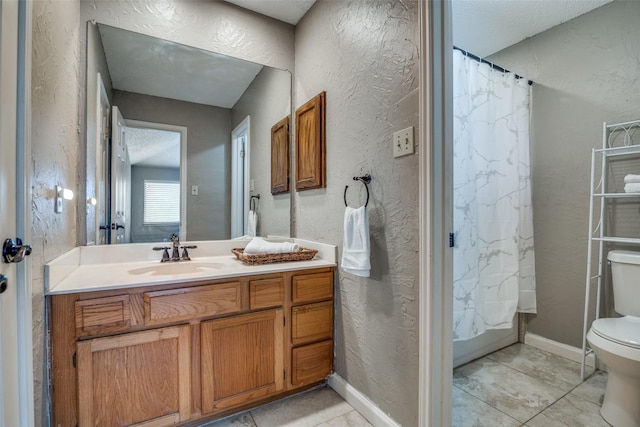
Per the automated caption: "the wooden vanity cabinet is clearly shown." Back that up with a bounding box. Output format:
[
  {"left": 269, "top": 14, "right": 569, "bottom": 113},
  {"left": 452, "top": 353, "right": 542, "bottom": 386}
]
[{"left": 49, "top": 267, "right": 334, "bottom": 427}]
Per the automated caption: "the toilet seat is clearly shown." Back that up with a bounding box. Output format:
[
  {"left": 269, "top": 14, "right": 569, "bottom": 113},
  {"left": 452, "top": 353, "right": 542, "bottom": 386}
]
[{"left": 591, "top": 316, "right": 640, "bottom": 350}]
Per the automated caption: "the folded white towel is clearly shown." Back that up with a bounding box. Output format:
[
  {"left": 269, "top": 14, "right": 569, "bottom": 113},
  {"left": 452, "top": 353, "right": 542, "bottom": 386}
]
[
  {"left": 341, "top": 206, "right": 371, "bottom": 277},
  {"left": 247, "top": 210, "right": 257, "bottom": 238},
  {"left": 624, "top": 183, "right": 640, "bottom": 193},
  {"left": 243, "top": 237, "right": 299, "bottom": 255},
  {"left": 624, "top": 174, "right": 640, "bottom": 184}
]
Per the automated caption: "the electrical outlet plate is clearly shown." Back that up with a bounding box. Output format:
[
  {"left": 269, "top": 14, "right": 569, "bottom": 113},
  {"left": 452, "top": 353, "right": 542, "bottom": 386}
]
[{"left": 393, "top": 126, "right": 415, "bottom": 158}]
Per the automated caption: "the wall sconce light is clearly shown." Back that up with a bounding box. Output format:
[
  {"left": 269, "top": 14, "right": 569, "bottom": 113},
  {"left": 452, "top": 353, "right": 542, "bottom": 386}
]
[{"left": 55, "top": 185, "right": 74, "bottom": 213}]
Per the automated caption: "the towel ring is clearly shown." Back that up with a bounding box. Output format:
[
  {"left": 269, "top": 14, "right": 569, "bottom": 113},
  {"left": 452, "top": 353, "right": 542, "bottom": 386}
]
[
  {"left": 344, "top": 175, "right": 371, "bottom": 208},
  {"left": 250, "top": 194, "right": 260, "bottom": 211}
]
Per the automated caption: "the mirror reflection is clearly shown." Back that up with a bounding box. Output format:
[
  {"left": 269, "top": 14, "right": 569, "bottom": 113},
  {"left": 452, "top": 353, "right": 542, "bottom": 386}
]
[{"left": 85, "top": 22, "right": 292, "bottom": 244}]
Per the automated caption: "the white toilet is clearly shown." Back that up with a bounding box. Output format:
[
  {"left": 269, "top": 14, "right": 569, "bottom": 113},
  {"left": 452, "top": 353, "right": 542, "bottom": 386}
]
[{"left": 587, "top": 250, "right": 640, "bottom": 427}]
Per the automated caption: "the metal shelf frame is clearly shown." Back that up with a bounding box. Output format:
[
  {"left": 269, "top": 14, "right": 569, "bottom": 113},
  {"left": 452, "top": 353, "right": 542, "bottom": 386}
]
[{"left": 581, "top": 119, "right": 640, "bottom": 380}]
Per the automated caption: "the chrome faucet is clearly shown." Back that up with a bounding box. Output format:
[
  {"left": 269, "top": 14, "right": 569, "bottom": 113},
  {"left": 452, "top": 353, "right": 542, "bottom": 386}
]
[
  {"left": 153, "top": 234, "right": 197, "bottom": 262},
  {"left": 170, "top": 233, "right": 181, "bottom": 260}
]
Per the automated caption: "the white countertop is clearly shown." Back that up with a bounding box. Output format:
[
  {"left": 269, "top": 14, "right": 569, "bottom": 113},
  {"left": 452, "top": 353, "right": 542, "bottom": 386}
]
[{"left": 46, "top": 238, "right": 337, "bottom": 295}]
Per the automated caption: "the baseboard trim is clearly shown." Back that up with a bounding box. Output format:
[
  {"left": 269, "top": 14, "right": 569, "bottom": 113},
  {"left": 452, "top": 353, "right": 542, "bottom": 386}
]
[
  {"left": 524, "top": 332, "right": 597, "bottom": 368},
  {"left": 327, "top": 374, "right": 401, "bottom": 427}
]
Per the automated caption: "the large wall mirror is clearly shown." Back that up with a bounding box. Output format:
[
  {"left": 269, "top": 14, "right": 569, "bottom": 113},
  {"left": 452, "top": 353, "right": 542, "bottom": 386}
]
[{"left": 85, "top": 22, "right": 292, "bottom": 245}]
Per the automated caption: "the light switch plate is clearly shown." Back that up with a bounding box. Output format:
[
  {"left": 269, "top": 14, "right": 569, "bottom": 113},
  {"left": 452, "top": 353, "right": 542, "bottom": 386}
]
[
  {"left": 393, "top": 126, "right": 414, "bottom": 158},
  {"left": 191, "top": 185, "right": 199, "bottom": 196}
]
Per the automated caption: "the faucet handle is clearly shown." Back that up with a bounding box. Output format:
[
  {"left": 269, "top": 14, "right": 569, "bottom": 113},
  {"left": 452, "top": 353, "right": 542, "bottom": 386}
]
[
  {"left": 153, "top": 246, "right": 171, "bottom": 262},
  {"left": 180, "top": 245, "right": 197, "bottom": 261}
]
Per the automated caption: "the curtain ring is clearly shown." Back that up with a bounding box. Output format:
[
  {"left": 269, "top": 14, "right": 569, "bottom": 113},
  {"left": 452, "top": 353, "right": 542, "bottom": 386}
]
[{"left": 344, "top": 174, "right": 372, "bottom": 208}]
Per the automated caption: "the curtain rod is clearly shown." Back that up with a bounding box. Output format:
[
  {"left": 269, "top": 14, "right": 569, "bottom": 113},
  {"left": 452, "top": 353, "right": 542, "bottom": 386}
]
[{"left": 453, "top": 46, "right": 533, "bottom": 86}]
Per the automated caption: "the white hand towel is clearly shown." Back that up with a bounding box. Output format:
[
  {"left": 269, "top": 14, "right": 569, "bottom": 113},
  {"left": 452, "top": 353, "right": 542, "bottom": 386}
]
[
  {"left": 341, "top": 206, "right": 371, "bottom": 277},
  {"left": 624, "top": 174, "right": 640, "bottom": 184},
  {"left": 243, "top": 237, "right": 299, "bottom": 255},
  {"left": 624, "top": 182, "right": 640, "bottom": 193},
  {"left": 247, "top": 210, "right": 257, "bottom": 238}
]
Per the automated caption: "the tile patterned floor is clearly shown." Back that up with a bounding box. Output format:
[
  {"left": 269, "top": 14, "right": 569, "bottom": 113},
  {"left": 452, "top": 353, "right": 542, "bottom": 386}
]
[
  {"left": 200, "top": 386, "right": 372, "bottom": 427},
  {"left": 453, "top": 343, "right": 610, "bottom": 427},
  {"left": 202, "top": 343, "right": 608, "bottom": 427}
]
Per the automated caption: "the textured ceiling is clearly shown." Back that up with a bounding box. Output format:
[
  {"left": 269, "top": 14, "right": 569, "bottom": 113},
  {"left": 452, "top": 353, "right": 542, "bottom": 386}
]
[
  {"left": 98, "top": 24, "right": 263, "bottom": 109},
  {"left": 453, "top": 0, "right": 613, "bottom": 57},
  {"left": 126, "top": 127, "right": 180, "bottom": 168},
  {"left": 223, "top": 0, "right": 316, "bottom": 25}
]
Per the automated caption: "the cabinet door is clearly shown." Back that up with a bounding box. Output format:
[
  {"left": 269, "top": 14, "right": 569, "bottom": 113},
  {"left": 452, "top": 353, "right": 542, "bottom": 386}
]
[
  {"left": 76, "top": 325, "right": 191, "bottom": 427},
  {"left": 201, "top": 309, "right": 284, "bottom": 414},
  {"left": 271, "top": 115, "right": 290, "bottom": 195},
  {"left": 295, "top": 92, "right": 326, "bottom": 191}
]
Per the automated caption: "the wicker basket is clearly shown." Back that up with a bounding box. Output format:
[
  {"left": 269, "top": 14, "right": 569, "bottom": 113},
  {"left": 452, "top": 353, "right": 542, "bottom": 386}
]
[{"left": 231, "top": 247, "right": 318, "bottom": 265}]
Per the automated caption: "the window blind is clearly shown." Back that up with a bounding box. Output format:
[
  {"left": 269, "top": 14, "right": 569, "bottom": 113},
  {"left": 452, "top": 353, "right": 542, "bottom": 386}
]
[{"left": 143, "top": 180, "right": 180, "bottom": 224}]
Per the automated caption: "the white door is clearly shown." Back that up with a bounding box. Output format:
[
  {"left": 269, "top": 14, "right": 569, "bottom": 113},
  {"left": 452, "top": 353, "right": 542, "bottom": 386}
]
[
  {"left": 0, "top": 0, "right": 33, "bottom": 424},
  {"left": 96, "top": 74, "right": 110, "bottom": 245},
  {"left": 231, "top": 117, "right": 250, "bottom": 238},
  {"left": 111, "top": 106, "right": 130, "bottom": 244}
]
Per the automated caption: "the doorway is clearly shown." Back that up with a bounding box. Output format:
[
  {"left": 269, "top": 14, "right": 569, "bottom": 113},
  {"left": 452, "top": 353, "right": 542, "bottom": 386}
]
[
  {"left": 231, "top": 117, "right": 250, "bottom": 239},
  {"left": 123, "top": 120, "right": 187, "bottom": 243}
]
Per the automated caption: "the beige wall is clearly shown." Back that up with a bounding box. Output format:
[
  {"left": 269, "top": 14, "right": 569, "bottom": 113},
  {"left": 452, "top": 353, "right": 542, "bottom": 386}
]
[
  {"left": 35, "top": 1, "right": 295, "bottom": 424},
  {"left": 31, "top": 1, "right": 81, "bottom": 425},
  {"left": 232, "top": 66, "right": 292, "bottom": 237},
  {"left": 294, "top": 1, "right": 420, "bottom": 425},
  {"left": 113, "top": 90, "right": 233, "bottom": 241},
  {"left": 34, "top": 1, "right": 422, "bottom": 425},
  {"left": 490, "top": 1, "right": 640, "bottom": 347}
]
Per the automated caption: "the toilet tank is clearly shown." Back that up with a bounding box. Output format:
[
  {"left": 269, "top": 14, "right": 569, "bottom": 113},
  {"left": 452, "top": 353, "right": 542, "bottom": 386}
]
[{"left": 608, "top": 250, "right": 640, "bottom": 316}]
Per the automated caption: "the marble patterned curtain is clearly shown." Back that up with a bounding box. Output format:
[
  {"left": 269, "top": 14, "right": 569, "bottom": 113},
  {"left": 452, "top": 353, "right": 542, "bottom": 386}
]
[{"left": 452, "top": 49, "right": 537, "bottom": 341}]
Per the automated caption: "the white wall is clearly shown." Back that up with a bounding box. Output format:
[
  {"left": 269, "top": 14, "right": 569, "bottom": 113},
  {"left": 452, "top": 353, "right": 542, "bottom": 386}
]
[
  {"left": 294, "top": 1, "right": 420, "bottom": 425},
  {"left": 490, "top": 1, "right": 640, "bottom": 347}
]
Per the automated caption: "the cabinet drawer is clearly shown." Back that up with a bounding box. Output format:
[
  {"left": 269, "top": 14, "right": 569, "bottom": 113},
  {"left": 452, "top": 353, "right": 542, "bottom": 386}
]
[
  {"left": 292, "top": 272, "right": 333, "bottom": 304},
  {"left": 75, "top": 295, "right": 131, "bottom": 338},
  {"left": 144, "top": 282, "right": 241, "bottom": 326},
  {"left": 250, "top": 278, "right": 284, "bottom": 310},
  {"left": 291, "top": 340, "right": 333, "bottom": 387},
  {"left": 291, "top": 300, "right": 333, "bottom": 345}
]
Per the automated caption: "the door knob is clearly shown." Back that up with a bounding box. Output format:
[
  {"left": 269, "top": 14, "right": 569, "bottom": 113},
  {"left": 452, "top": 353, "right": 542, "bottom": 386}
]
[{"left": 3, "top": 238, "right": 32, "bottom": 263}]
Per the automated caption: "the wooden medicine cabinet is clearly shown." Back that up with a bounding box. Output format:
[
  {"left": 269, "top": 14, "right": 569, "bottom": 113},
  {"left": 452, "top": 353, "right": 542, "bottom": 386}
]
[{"left": 295, "top": 92, "right": 326, "bottom": 191}]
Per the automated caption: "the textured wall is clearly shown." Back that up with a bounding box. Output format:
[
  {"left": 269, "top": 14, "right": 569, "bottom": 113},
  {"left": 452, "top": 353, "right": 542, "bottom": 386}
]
[
  {"left": 114, "top": 90, "right": 232, "bottom": 241},
  {"left": 490, "top": 1, "right": 640, "bottom": 348},
  {"left": 232, "top": 66, "right": 292, "bottom": 237},
  {"left": 294, "top": 1, "right": 420, "bottom": 425},
  {"left": 31, "top": 1, "right": 81, "bottom": 425}
]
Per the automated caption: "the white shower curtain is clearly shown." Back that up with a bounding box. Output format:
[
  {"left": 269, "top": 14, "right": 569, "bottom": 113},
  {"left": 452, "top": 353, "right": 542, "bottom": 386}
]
[{"left": 452, "top": 49, "right": 537, "bottom": 341}]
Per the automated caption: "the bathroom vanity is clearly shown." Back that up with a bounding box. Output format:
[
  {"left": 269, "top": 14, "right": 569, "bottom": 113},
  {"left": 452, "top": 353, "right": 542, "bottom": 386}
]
[{"left": 46, "top": 240, "right": 336, "bottom": 427}]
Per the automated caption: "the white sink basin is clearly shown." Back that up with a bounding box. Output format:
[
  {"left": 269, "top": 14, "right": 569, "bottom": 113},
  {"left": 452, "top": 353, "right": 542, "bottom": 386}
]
[{"left": 128, "top": 262, "right": 222, "bottom": 276}]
